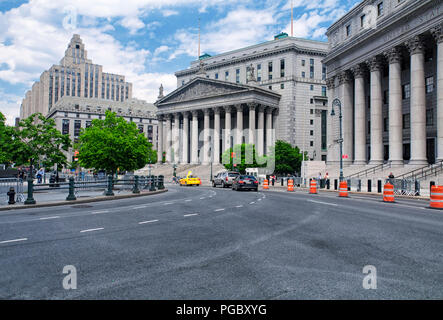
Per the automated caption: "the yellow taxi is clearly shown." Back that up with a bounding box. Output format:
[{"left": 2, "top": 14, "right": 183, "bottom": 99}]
[{"left": 179, "top": 171, "right": 201, "bottom": 186}]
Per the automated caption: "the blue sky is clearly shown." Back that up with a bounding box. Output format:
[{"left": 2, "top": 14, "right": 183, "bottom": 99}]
[{"left": 0, "top": 0, "right": 360, "bottom": 124}]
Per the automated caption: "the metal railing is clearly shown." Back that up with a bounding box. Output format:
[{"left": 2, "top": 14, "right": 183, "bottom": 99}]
[
  {"left": 396, "top": 160, "right": 443, "bottom": 181},
  {"left": 387, "top": 178, "right": 420, "bottom": 196},
  {"left": 346, "top": 162, "right": 391, "bottom": 179},
  {"left": 0, "top": 178, "right": 25, "bottom": 204}
]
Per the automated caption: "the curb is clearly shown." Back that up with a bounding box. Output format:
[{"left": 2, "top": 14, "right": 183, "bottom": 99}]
[{"left": 0, "top": 189, "right": 168, "bottom": 211}]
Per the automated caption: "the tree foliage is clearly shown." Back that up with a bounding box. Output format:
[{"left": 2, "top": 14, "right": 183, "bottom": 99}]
[
  {"left": 0, "top": 112, "right": 14, "bottom": 166},
  {"left": 221, "top": 143, "right": 267, "bottom": 174},
  {"left": 77, "top": 110, "right": 156, "bottom": 174},
  {"left": 12, "top": 113, "right": 71, "bottom": 172},
  {"left": 271, "top": 140, "right": 306, "bottom": 175}
]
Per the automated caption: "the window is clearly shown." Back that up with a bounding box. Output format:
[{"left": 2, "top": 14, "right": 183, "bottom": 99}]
[
  {"left": 268, "top": 62, "right": 273, "bottom": 80},
  {"left": 403, "top": 113, "right": 410, "bottom": 129},
  {"left": 268, "top": 86, "right": 272, "bottom": 90},
  {"left": 368, "top": 121, "right": 371, "bottom": 134},
  {"left": 86, "top": 121, "right": 92, "bottom": 128},
  {"left": 384, "top": 117, "right": 388, "bottom": 132},
  {"left": 377, "top": 2, "right": 384, "bottom": 16},
  {"left": 257, "top": 64, "right": 262, "bottom": 81},
  {"left": 402, "top": 84, "right": 410, "bottom": 99},
  {"left": 310, "top": 141, "right": 314, "bottom": 147},
  {"left": 310, "top": 85, "right": 314, "bottom": 91},
  {"left": 280, "top": 59, "right": 285, "bottom": 77},
  {"left": 310, "top": 99, "right": 314, "bottom": 104},
  {"left": 302, "top": 71, "right": 306, "bottom": 78},
  {"left": 322, "top": 86, "right": 327, "bottom": 97},
  {"left": 360, "top": 14, "right": 366, "bottom": 28},
  {"left": 301, "top": 60, "right": 305, "bottom": 66},
  {"left": 310, "top": 130, "right": 314, "bottom": 136},
  {"left": 322, "top": 65, "right": 326, "bottom": 80},
  {"left": 310, "top": 59, "right": 314, "bottom": 78},
  {"left": 225, "top": 71, "right": 229, "bottom": 81},
  {"left": 426, "top": 108, "right": 434, "bottom": 126},
  {"left": 426, "top": 76, "right": 434, "bottom": 93},
  {"left": 215, "top": 73, "right": 218, "bottom": 80},
  {"left": 138, "top": 125, "right": 144, "bottom": 133},
  {"left": 182, "top": 80, "right": 185, "bottom": 86},
  {"left": 236, "top": 69, "right": 240, "bottom": 83},
  {"left": 62, "top": 119, "right": 69, "bottom": 135},
  {"left": 310, "top": 119, "right": 314, "bottom": 125},
  {"left": 346, "top": 25, "right": 351, "bottom": 37},
  {"left": 280, "top": 83, "right": 284, "bottom": 89},
  {"left": 310, "top": 109, "right": 314, "bottom": 115},
  {"left": 74, "top": 120, "right": 81, "bottom": 137}
]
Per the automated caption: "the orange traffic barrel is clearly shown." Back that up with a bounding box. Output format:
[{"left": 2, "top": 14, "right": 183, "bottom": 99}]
[
  {"left": 383, "top": 183, "right": 395, "bottom": 203},
  {"left": 430, "top": 185, "right": 443, "bottom": 209},
  {"left": 287, "top": 179, "right": 294, "bottom": 192},
  {"left": 309, "top": 180, "right": 317, "bottom": 194},
  {"left": 339, "top": 181, "right": 349, "bottom": 197},
  {"left": 263, "top": 179, "right": 269, "bottom": 190}
]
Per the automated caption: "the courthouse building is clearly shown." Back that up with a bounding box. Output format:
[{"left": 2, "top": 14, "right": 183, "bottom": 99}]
[
  {"left": 155, "top": 34, "right": 329, "bottom": 164},
  {"left": 324, "top": 0, "right": 443, "bottom": 167}
]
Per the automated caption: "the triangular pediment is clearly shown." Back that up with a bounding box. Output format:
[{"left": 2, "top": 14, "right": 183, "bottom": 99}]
[{"left": 157, "top": 77, "right": 251, "bottom": 105}]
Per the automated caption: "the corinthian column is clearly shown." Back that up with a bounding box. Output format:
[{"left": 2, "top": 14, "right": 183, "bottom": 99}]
[
  {"left": 213, "top": 107, "right": 221, "bottom": 164},
  {"left": 385, "top": 47, "right": 403, "bottom": 166},
  {"left": 172, "top": 113, "right": 180, "bottom": 163},
  {"left": 266, "top": 108, "right": 273, "bottom": 155},
  {"left": 368, "top": 56, "right": 384, "bottom": 164},
  {"left": 352, "top": 64, "right": 367, "bottom": 165},
  {"left": 432, "top": 24, "right": 443, "bottom": 161},
  {"left": 257, "top": 106, "right": 265, "bottom": 156},
  {"left": 191, "top": 110, "right": 199, "bottom": 164},
  {"left": 157, "top": 115, "right": 164, "bottom": 163},
  {"left": 224, "top": 106, "right": 232, "bottom": 152},
  {"left": 182, "top": 112, "right": 189, "bottom": 164},
  {"left": 326, "top": 77, "right": 338, "bottom": 165},
  {"left": 203, "top": 109, "right": 210, "bottom": 165},
  {"left": 235, "top": 104, "right": 243, "bottom": 145},
  {"left": 339, "top": 71, "right": 354, "bottom": 165},
  {"left": 165, "top": 114, "right": 172, "bottom": 163},
  {"left": 248, "top": 103, "right": 256, "bottom": 145},
  {"left": 406, "top": 36, "right": 427, "bottom": 165}
]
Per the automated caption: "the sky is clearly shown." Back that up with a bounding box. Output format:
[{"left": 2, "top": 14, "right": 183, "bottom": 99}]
[{"left": 0, "top": 0, "right": 361, "bottom": 125}]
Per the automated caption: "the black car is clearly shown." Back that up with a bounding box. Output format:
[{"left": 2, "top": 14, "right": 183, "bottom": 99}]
[{"left": 232, "top": 175, "right": 259, "bottom": 191}]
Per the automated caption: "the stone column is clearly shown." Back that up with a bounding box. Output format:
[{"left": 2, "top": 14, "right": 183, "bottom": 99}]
[
  {"left": 165, "top": 114, "right": 172, "bottom": 163},
  {"left": 191, "top": 110, "right": 199, "bottom": 164},
  {"left": 157, "top": 115, "right": 164, "bottom": 163},
  {"left": 352, "top": 64, "right": 367, "bottom": 165},
  {"left": 432, "top": 24, "right": 443, "bottom": 161},
  {"left": 213, "top": 107, "right": 221, "bottom": 164},
  {"left": 173, "top": 113, "right": 180, "bottom": 164},
  {"left": 235, "top": 104, "right": 243, "bottom": 145},
  {"left": 203, "top": 109, "right": 210, "bottom": 165},
  {"left": 257, "top": 106, "right": 265, "bottom": 156},
  {"left": 385, "top": 47, "right": 404, "bottom": 166},
  {"left": 182, "top": 112, "right": 189, "bottom": 164},
  {"left": 368, "top": 56, "right": 384, "bottom": 164},
  {"left": 272, "top": 109, "right": 279, "bottom": 146},
  {"left": 339, "top": 71, "right": 354, "bottom": 165},
  {"left": 406, "top": 36, "right": 427, "bottom": 165},
  {"left": 224, "top": 106, "right": 232, "bottom": 152},
  {"left": 266, "top": 108, "right": 273, "bottom": 155},
  {"left": 326, "top": 77, "right": 338, "bottom": 165},
  {"left": 248, "top": 103, "right": 256, "bottom": 145}
]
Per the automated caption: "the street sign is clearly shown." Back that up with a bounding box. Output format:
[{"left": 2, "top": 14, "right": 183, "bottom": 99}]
[{"left": 342, "top": 154, "right": 349, "bottom": 159}]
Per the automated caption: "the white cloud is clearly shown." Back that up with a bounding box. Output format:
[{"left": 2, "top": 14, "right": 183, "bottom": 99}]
[
  {"left": 120, "top": 16, "right": 145, "bottom": 35},
  {"left": 0, "top": 89, "right": 22, "bottom": 125},
  {"left": 162, "top": 9, "right": 179, "bottom": 17}
]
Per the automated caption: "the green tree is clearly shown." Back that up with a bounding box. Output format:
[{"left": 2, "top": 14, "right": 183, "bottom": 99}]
[
  {"left": 0, "top": 112, "right": 14, "bottom": 166},
  {"left": 271, "top": 140, "right": 306, "bottom": 175},
  {"left": 221, "top": 143, "right": 266, "bottom": 174},
  {"left": 77, "top": 110, "right": 156, "bottom": 174},
  {"left": 12, "top": 113, "right": 71, "bottom": 176}
]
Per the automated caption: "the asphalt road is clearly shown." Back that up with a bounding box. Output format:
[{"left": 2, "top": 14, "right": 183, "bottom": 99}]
[{"left": 0, "top": 185, "right": 442, "bottom": 299}]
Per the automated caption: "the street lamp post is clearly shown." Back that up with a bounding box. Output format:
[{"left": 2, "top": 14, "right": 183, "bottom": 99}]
[
  {"left": 209, "top": 146, "right": 213, "bottom": 183},
  {"left": 331, "top": 98, "right": 344, "bottom": 182}
]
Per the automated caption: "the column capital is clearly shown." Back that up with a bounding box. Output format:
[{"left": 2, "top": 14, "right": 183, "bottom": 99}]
[
  {"left": 203, "top": 108, "right": 211, "bottom": 115},
  {"left": 405, "top": 35, "right": 425, "bottom": 55},
  {"left": 234, "top": 104, "right": 244, "bottom": 112},
  {"left": 338, "top": 70, "right": 353, "bottom": 85},
  {"left": 384, "top": 47, "right": 403, "bottom": 64},
  {"left": 431, "top": 23, "right": 443, "bottom": 44},
  {"left": 157, "top": 114, "right": 165, "bottom": 121},
  {"left": 257, "top": 105, "right": 265, "bottom": 113},
  {"left": 182, "top": 111, "right": 190, "bottom": 118},
  {"left": 165, "top": 113, "right": 173, "bottom": 120},
  {"left": 326, "top": 77, "right": 335, "bottom": 89},
  {"left": 367, "top": 56, "right": 384, "bottom": 72},
  {"left": 266, "top": 107, "right": 274, "bottom": 114},
  {"left": 223, "top": 105, "right": 233, "bottom": 113},
  {"left": 191, "top": 110, "right": 199, "bottom": 117},
  {"left": 247, "top": 102, "right": 258, "bottom": 111},
  {"left": 351, "top": 64, "right": 367, "bottom": 79},
  {"left": 272, "top": 108, "right": 279, "bottom": 116},
  {"left": 213, "top": 107, "right": 222, "bottom": 114}
]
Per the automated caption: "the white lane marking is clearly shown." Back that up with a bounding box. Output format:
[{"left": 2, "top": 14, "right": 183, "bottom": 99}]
[
  {"left": 164, "top": 202, "right": 173, "bottom": 205},
  {"left": 80, "top": 228, "right": 104, "bottom": 233},
  {"left": 0, "top": 238, "right": 27, "bottom": 244},
  {"left": 39, "top": 216, "right": 60, "bottom": 220},
  {"left": 257, "top": 199, "right": 262, "bottom": 201},
  {"left": 184, "top": 213, "right": 198, "bottom": 217},
  {"left": 308, "top": 200, "right": 338, "bottom": 206},
  {"left": 214, "top": 208, "right": 225, "bottom": 212},
  {"left": 236, "top": 205, "right": 244, "bottom": 208},
  {"left": 185, "top": 199, "right": 192, "bottom": 202},
  {"left": 133, "top": 205, "right": 147, "bottom": 210},
  {"left": 91, "top": 210, "right": 109, "bottom": 215},
  {"left": 139, "top": 219, "right": 158, "bottom": 225},
  {"left": 200, "top": 197, "right": 206, "bottom": 200},
  {"left": 250, "top": 202, "right": 256, "bottom": 204}
]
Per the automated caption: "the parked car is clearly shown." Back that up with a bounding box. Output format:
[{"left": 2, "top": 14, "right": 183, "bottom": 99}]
[
  {"left": 232, "top": 175, "right": 259, "bottom": 191},
  {"left": 179, "top": 171, "right": 201, "bottom": 186},
  {"left": 212, "top": 171, "right": 240, "bottom": 188}
]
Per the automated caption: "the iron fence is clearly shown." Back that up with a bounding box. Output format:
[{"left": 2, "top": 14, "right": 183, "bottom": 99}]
[{"left": 0, "top": 178, "right": 25, "bottom": 204}]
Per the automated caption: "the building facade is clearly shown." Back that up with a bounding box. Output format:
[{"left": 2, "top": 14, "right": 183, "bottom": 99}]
[
  {"left": 48, "top": 96, "right": 158, "bottom": 162},
  {"left": 324, "top": 0, "right": 443, "bottom": 167},
  {"left": 20, "top": 35, "right": 133, "bottom": 120},
  {"left": 157, "top": 34, "right": 329, "bottom": 164}
]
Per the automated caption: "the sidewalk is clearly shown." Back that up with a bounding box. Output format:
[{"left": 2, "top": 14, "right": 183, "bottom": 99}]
[{"left": 0, "top": 188, "right": 168, "bottom": 211}]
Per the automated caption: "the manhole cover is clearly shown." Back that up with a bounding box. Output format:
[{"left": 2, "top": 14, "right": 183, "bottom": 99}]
[{"left": 71, "top": 205, "right": 94, "bottom": 208}]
